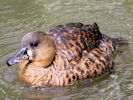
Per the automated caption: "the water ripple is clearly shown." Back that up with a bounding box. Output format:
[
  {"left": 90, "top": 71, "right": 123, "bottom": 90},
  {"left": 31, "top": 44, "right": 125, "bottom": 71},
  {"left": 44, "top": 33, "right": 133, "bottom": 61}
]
[{"left": 0, "top": 0, "right": 133, "bottom": 99}]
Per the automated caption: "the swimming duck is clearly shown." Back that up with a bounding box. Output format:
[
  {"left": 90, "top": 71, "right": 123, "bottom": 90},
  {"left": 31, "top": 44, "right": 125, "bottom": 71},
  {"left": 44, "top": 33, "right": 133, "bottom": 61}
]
[{"left": 7, "top": 23, "right": 116, "bottom": 87}]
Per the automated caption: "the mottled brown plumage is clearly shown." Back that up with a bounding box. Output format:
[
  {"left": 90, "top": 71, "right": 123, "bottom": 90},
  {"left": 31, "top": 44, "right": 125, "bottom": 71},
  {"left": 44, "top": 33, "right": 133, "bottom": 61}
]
[
  {"left": 7, "top": 23, "right": 116, "bottom": 87},
  {"left": 49, "top": 23, "right": 102, "bottom": 62}
]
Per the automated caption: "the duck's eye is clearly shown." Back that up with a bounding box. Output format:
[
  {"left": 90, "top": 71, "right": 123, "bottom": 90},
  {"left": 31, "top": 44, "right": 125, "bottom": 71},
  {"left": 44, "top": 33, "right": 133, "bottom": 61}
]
[{"left": 30, "top": 42, "right": 39, "bottom": 47}]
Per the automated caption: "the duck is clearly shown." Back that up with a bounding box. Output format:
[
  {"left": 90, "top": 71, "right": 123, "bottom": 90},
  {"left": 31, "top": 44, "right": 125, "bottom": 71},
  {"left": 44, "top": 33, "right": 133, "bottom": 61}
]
[{"left": 6, "top": 23, "right": 117, "bottom": 87}]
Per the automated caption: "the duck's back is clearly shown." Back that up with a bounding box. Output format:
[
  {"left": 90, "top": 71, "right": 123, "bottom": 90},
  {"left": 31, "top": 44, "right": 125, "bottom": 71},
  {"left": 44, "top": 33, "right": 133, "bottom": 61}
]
[{"left": 49, "top": 23, "right": 102, "bottom": 62}]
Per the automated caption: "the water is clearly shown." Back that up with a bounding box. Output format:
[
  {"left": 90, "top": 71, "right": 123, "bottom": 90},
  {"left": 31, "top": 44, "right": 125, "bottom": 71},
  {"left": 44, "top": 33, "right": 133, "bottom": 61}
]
[{"left": 0, "top": 0, "right": 133, "bottom": 99}]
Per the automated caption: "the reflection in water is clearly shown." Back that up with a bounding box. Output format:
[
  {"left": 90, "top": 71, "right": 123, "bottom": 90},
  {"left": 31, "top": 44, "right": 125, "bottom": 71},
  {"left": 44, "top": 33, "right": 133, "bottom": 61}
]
[{"left": 0, "top": 0, "right": 133, "bottom": 99}]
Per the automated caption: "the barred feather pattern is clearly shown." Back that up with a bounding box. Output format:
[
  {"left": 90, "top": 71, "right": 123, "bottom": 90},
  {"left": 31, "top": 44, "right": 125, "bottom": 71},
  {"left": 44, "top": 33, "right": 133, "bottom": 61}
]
[
  {"left": 18, "top": 23, "right": 117, "bottom": 87},
  {"left": 43, "top": 23, "right": 117, "bottom": 86}
]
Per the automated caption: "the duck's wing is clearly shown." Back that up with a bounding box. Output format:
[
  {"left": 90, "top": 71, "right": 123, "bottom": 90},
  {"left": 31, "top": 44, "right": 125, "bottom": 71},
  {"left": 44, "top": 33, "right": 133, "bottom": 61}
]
[
  {"left": 68, "top": 34, "right": 117, "bottom": 80},
  {"left": 66, "top": 48, "right": 114, "bottom": 82},
  {"left": 49, "top": 23, "right": 102, "bottom": 62}
]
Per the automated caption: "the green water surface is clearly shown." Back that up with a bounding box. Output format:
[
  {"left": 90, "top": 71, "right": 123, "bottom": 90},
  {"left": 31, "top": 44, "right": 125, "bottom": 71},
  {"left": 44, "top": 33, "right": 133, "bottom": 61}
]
[{"left": 0, "top": 0, "right": 133, "bottom": 99}]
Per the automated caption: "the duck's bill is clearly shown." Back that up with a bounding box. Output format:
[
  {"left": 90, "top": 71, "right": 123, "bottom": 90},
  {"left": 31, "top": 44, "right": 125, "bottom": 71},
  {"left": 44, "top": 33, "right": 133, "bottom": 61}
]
[{"left": 6, "top": 47, "right": 29, "bottom": 66}]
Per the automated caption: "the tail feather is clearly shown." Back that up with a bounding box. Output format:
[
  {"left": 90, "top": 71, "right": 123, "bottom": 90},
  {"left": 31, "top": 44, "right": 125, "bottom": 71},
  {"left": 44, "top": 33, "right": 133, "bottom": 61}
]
[
  {"left": 112, "top": 37, "right": 128, "bottom": 47},
  {"left": 97, "top": 34, "right": 128, "bottom": 55},
  {"left": 98, "top": 34, "right": 116, "bottom": 54}
]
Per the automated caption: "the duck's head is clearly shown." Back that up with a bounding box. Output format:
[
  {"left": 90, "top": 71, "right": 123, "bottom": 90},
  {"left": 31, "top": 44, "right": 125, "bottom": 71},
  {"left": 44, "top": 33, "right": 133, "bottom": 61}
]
[{"left": 7, "top": 31, "right": 56, "bottom": 67}]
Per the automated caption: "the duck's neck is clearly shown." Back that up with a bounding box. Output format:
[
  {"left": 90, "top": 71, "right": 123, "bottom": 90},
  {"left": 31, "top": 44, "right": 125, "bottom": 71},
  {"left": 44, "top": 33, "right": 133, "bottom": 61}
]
[{"left": 18, "top": 60, "right": 73, "bottom": 87}]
